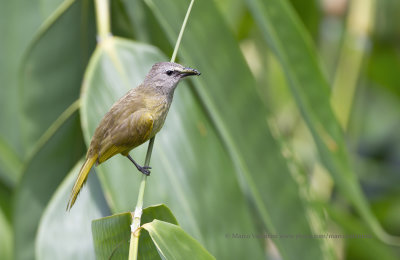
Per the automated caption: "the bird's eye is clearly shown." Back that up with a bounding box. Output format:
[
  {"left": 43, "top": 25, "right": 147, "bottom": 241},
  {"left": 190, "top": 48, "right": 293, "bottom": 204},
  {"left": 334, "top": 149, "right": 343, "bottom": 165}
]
[{"left": 166, "top": 70, "right": 173, "bottom": 76}]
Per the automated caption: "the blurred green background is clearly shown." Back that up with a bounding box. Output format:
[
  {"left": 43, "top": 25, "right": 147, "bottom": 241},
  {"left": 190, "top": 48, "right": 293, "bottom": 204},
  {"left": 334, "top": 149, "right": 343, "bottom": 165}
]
[{"left": 1, "top": 0, "right": 400, "bottom": 259}]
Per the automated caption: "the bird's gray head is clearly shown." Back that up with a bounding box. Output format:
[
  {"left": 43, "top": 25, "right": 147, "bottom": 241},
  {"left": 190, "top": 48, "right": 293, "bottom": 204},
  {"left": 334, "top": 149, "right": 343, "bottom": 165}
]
[{"left": 143, "top": 62, "right": 200, "bottom": 96}]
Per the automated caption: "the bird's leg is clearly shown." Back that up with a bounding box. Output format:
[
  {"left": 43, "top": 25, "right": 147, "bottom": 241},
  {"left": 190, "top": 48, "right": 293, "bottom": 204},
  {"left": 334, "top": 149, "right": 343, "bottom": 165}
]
[{"left": 127, "top": 154, "right": 151, "bottom": 176}]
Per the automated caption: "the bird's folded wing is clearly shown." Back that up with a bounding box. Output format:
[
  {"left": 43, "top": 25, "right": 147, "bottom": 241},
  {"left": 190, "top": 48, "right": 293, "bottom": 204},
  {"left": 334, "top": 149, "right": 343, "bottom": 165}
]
[{"left": 98, "top": 111, "right": 154, "bottom": 163}]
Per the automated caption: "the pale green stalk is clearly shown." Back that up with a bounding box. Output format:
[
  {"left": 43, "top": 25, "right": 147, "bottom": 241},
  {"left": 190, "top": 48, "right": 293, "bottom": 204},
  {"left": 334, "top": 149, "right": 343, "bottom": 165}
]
[
  {"left": 95, "top": 0, "right": 111, "bottom": 40},
  {"left": 330, "top": 0, "right": 375, "bottom": 129},
  {"left": 128, "top": 1, "right": 196, "bottom": 260}
]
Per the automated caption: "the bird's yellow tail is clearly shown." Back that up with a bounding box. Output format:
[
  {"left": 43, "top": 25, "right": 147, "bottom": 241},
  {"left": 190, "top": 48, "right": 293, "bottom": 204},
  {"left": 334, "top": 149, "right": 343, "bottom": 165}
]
[{"left": 67, "top": 155, "right": 98, "bottom": 210}]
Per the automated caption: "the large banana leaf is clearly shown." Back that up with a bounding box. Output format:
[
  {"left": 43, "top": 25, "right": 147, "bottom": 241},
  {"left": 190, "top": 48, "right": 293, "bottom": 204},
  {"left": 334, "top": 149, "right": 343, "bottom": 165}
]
[
  {"left": 13, "top": 111, "right": 85, "bottom": 260},
  {"left": 80, "top": 36, "right": 266, "bottom": 259},
  {"left": 144, "top": 0, "right": 332, "bottom": 259},
  {"left": 245, "top": 0, "right": 400, "bottom": 245},
  {"left": 0, "top": 0, "right": 43, "bottom": 159},
  {"left": 19, "top": 0, "right": 95, "bottom": 153},
  {"left": 35, "top": 160, "right": 109, "bottom": 260},
  {"left": 14, "top": 2, "right": 96, "bottom": 256}
]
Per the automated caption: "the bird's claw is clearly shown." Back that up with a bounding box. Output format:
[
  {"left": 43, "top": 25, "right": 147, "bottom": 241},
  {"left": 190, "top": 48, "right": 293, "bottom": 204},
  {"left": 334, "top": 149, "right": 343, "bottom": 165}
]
[{"left": 138, "top": 166, "right": 151, "bottom": 176}]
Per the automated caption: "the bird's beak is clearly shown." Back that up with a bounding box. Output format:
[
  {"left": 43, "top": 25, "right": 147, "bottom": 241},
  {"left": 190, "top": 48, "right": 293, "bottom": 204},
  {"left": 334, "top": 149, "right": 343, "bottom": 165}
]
[{"left": 179, "top": 67, "right": 201, "bottom": 78}]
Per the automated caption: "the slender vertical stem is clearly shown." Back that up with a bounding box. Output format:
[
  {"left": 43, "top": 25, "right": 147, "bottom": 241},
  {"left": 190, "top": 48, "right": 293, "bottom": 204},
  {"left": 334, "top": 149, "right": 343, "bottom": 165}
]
[
  {"left": 128, "top": 137, "right": 155, "bottom": 260},
  {"left": 171, "top": 0, "right": 195, "bottom": 63},
  {"left": 128, "top": 1, "right": 196, "bottom": 259},
  {"left": 95, "top": 0, "right": 111, "bottom": 40}
]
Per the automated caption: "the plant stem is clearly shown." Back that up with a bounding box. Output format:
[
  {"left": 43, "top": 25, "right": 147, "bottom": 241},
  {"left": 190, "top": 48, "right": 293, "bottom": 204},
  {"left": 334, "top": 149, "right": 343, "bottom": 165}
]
[
  {"left": 330, "top": 0, "right": 374, "bottom": 130},
  {"left": 128, "top": 137, "right": 155, "bottom": 260},
  {"left": 170, "top": 0, "right": 195, "bottom": 63},
  {"left": 128, "top": 1, "right": 196, "bottom": 259},
  {"left": 95, "top": 0, "right": 111, "bottom": 40}
]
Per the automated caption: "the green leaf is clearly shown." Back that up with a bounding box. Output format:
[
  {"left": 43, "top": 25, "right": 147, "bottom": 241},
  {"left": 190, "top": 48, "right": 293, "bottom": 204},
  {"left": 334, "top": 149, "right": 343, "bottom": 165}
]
[
  {"left": 245, "top": 0, "right": 400, "bottom": 245},
  {"left": 367, "top": 44, "right": 400, "bottom": 98},
  {"left": 13, "top": 111, "right": 85, "bottom": 260},
  {"left": 0, "top": 207, "right": 12, "bottom": 260},
  {"left": 145, "top": 0, "right": 331, "bottom": 259},
  {"left": 92, "top": 204, "right": 177, "bottom": 260},
  {"left": 38, "top": 0, "right": 66, "bottom": 20},
  {"left": 0, "top": 0, "right": 45, "bottom": 158},
  {"left": 0, "top": 137, "right": 22, "bottom": 187},
  {"left": 139, "top": 204, "right": 179, "bottom": 260},
  {"left": 92, "top": 212, "right": 131, "bottom": 260},
  {"left": 141, "top": 204, "right": 178, "bottom": 225},
  {"left": 80, "top": 37, "right": 266, "bottom": 259},
  {"left": 142, "top": 220, "right": 215, "bottom": 260},
  {"left": 36, "top": 160, "right": 109, "bottom": 260},
  {"left": 19, "top": 0, "right": 95, "bottom": 153},
  {"left": 0, "top": 182, "right": 12, "bottom": 222},
  {"left": 288, "top": 0, "right": 320, "bottom": 40},
  {"left": 110, "top": 0, "right": 135, "bottom": 39},
  {"left": 329, "top": 208, "right": 399, "bottom": 260}
]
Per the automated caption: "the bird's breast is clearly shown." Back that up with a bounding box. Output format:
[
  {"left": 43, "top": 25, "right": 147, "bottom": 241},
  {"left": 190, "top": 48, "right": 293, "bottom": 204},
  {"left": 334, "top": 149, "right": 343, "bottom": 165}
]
[{"left": 147, "top": 97, "right": 171, "bottom": 137}]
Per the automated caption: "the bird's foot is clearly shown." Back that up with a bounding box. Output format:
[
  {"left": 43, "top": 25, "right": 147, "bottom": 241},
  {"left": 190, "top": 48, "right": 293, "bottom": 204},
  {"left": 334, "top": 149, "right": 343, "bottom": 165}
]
[
  {"left": 126, "top": 155, "right": 152, "bottom": 176},
  {"left": 137, "top": 165, "right": 151, "bottom": 176}
]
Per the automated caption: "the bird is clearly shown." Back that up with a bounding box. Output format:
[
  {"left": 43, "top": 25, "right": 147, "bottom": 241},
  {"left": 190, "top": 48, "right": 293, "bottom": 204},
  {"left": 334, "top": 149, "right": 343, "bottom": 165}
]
[{"left": 67, "top": 62, "right": 200, "bottom": 210}]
